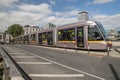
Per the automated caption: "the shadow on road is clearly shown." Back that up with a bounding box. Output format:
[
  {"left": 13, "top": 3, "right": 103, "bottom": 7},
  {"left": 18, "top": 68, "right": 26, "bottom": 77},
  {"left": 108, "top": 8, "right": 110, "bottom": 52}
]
[
  {"left": 109, "top": 64, "right": 120, "bottom": 80},
  {"left": 114, "top": 49, "right": 120, "bottom": 54}
]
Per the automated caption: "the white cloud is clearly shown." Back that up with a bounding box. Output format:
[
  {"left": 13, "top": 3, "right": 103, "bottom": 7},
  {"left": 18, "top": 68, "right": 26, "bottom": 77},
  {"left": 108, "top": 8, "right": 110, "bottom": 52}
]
[
  {"left": 49, "top": 0, "right": 56, "bottom": 5},
  {"left": 66, "top": 0, "right": 81, "bottom": 1},
  {"left": 54, "top": 10, "right": 79, "bottom": 18},
  {"left": 18, "top": 3, "right": 52, "bottom": 14},
  {"left": 52, "top": 10, "right": 79, "bottom": 25},
  {"left": 53, "top": 17, "right": 77, "bottom": 26},
  {"left": 42, "top": 16, "right": 57, "bottom": 23},
  {"left": 0, "top": 0, "right": 119, "bottom": 33},
  {"left": 0, "top": 3, "right": 53, "bottom": 31},
  {"left": 0, "top": 1, "right": 119, "bottom": 33},
  {"left": 0, "top": 2, "right": 80, "bottom": 31},
  {"left": 0, "top": 12, "right": 8, "bottom": 18},
  {"left": 0, "top": 0, "right": 19, "bottom": 8},
  {"left": 93, "top": 15, "right": 108, "bottom": 19},
  {"left": 93, "top": 14, "right": 120, "bottom": 30},
  {"left": 93, "top": 0, "right": 115, "bottom": 4}
]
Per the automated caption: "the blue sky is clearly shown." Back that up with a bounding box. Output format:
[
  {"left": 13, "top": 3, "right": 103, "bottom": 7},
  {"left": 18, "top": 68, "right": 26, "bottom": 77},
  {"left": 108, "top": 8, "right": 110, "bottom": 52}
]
[
  {"left": 0, "top": 0, "right": 120, "bottom": 32},
  {"left": 19, "top": 0, "right": 120, "bottom": 15}
]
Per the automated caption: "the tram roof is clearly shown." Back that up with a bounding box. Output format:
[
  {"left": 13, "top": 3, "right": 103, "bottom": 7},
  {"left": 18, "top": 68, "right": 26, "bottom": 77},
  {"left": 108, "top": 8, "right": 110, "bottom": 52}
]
[
  {"left": 13, "top": 20, "right": 97, "bottom": 39},
  {"left": 57, "top": 20, "right": 96, "bottom": 29},
  {"left": 37, "top": 28, "right": 54, "bottom": 33},
  {"left": 57, "top": 20, "right": 96, "bottom": 27}
]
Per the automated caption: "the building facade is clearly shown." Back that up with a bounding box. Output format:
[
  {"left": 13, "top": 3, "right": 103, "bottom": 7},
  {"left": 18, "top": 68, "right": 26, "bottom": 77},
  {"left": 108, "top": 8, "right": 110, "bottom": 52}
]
[
  {"left": 0, "top": 32, "right": 12, "bottom": 43},
  {"left": 0, "top": 33, "right": 4, "bottom": 43},
  {"left": 78, "top": 11, "right": 89, "bottom": 21},
  {"left": 43, "top": 23, "right": 56, "bottom": 29},
  {"left": 23, "top": 25, "right": 42, "bottom": 35},
  {"left": 108, "top": 29, "right": 119, "bottom": 40}
]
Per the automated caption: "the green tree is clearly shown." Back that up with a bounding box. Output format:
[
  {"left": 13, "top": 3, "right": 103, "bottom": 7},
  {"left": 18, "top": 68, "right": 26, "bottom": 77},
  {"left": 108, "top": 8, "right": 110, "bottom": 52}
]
[{"left": 7, "top": 24, "right": 24, "bottom": 37}]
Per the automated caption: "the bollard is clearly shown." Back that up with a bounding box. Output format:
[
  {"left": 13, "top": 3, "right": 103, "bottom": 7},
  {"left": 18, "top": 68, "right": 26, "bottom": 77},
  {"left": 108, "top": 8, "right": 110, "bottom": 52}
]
[
  {"left": 107, "top": 47, "right": 110, "bottom": 56},
  {"left": 75, "top": 43, "right": 78, "bottom": 53},
  {"left": 65, "top": 42, "right": 67, "bottom": 51}
]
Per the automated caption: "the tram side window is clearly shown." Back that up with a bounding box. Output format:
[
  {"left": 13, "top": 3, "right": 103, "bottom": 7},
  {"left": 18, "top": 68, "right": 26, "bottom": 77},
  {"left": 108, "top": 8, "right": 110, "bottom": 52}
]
[
  {"left": 31, "top": 34, "right": 36, "bottom": 41},
  {"left": 58, "top": 28, "right": 75, "bottom": 41},
  {"left": 88, "top": 25, "right": 103, "bottom": 41},
  {"left": 38, "top": 33, "right": 42, "bottom": 41},
  {"left": 66, "top": 28, "right": 75, "bottom": 41},
  {"left": 58, "top": 29, "right": 66, "bottom": 41},
  {"left": 42, "top": 33, "right": 47, "bottom": 41},
  {"left": 47, "top": 32, "right": 53, "bottom": 38},
  {"left": 38, "top": 33, "right": 42, "bottom": 38}
]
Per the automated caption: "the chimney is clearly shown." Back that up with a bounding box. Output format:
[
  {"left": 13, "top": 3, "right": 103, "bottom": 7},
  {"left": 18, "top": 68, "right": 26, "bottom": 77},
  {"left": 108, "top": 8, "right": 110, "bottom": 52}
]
[{"left": 78, "top": 11, "right": 89, "bottom": 21}]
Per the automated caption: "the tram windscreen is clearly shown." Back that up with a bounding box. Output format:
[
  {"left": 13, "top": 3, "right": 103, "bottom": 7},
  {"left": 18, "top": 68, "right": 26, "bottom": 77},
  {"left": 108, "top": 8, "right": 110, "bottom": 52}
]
[
  {"left": 95, "top": 22, "right": 108, "bottom": 40},
  {"left": 88, "top": 24, "right": 104, "bottom": 41}
]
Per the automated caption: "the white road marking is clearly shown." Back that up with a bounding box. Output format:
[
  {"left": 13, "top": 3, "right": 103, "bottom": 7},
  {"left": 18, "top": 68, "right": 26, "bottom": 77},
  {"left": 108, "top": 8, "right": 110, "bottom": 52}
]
[
  {"left": 12, "top": 56, "right": 35, "bottom": 58},
  {"left": 17, "top": 62, "right": 52, "bottom": 64},
  {"left": 15, "top": 47, "right": 106, "bottom": 80},
  {"left": 9, "top": 53, "right": 26, "bottom": 54},
  {"left": 29, "top": 74, "right": 84, "bottom": 77}
]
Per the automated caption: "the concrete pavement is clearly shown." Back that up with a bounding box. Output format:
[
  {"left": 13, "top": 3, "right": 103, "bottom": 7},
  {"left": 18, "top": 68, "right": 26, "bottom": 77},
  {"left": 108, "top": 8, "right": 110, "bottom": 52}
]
[
  {"left": 26, "top": 44, "right": 120, "bottom": 58},
  {"left": 2, "top": 45, "right": 107, "bottom": 80},
  {"left": 2, "top": 44, "right": 120, "bottom": 80}
]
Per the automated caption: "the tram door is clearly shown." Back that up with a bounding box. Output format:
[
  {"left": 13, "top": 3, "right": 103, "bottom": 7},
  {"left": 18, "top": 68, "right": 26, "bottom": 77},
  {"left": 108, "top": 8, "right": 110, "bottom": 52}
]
[
  {"left": 47, "top": 31, "right": 53, "bottom": 45},
  {"left": 24, "top": 36, "right": 29, "bottom": 44},
  {"left": 77, "top": 27, "right": 84, "bottom": 47},
  {"left": 38, "top": 33, "right": 42, "bottom": 44}
]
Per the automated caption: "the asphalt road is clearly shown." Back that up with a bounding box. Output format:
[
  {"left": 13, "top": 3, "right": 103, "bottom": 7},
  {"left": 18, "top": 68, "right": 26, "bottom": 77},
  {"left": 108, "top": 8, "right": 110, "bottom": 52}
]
[{"left": 3, "top": 44, "right": 120, "bottom": 80}]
